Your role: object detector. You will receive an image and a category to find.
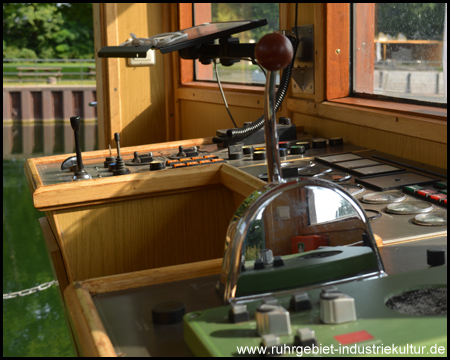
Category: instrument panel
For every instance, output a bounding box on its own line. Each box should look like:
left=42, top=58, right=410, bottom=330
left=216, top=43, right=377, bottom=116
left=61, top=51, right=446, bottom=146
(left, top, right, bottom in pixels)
left=33, top=134, right=447, bottom=245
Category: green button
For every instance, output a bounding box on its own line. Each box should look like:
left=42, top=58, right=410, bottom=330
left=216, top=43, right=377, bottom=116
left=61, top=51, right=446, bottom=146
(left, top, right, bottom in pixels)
left=404, top=185, right=423, bottom=193
left=434, top=181, right=447, bottom=189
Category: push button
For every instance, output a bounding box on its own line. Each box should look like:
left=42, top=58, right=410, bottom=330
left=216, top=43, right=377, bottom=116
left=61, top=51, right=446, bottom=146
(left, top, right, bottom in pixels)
left=417, top=189, right=439, bottom=197
left=186, top=161, right=200, bottom=167
left=203, top=154, right=218, bottom=159
left=320, top=292, right=357, bottom=324
left=253, top=151, right=266, bottom=160
left=255, top=304, right=291, bottom=336
left=290, top=145, right=306, bottom=155
left=434, top=181, right=447, bottom=189
left=228, top=304, right=250, bottom=323
left=172, top=163, right=187, bottom=168
left=166, top=159, right=180, bottom=166
left=404, top=185, right=424, bottom=194
left=290, top=291, right=312, bottom=312
left=150, top=161, right=165, bottom=171
left=294, top=328, right=317, bottom=348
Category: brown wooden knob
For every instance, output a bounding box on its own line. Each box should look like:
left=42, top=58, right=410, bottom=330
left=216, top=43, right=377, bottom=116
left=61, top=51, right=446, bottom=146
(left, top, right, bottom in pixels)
left=255, top=33, right=294, bottom=71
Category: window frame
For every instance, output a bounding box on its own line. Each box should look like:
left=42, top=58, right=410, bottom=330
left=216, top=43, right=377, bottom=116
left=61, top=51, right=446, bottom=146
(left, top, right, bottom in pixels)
left=177, top=3, right=447, bottom=122
left=178, top=3, right=269, bottom=93
left=325, top=3, right=446, bottom=119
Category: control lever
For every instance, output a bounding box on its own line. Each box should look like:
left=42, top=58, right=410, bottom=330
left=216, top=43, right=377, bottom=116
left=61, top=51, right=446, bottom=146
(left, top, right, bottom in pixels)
left=70, top=116, right=92, bottom=181
left=112, top=132, right=130, bottom=176
left=255, top=33, right=293, bottom=183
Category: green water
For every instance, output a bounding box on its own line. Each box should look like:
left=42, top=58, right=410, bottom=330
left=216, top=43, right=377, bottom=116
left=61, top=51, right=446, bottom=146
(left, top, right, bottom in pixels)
left=3, top=159, right=76, bottom=357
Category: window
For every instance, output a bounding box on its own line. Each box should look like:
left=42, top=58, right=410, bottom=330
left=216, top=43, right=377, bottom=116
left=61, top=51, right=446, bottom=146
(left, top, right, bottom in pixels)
left=353, top=3, right=447, bottom=104
left=192, top=3, right=280, bottom=85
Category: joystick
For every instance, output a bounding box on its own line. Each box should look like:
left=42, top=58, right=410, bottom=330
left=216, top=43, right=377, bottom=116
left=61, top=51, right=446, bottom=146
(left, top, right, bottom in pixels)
left=69, top=116, right=92, bottom=181
left=255, top=33, right=294, bottom=183
left=112, top=133, right=131, bottom=176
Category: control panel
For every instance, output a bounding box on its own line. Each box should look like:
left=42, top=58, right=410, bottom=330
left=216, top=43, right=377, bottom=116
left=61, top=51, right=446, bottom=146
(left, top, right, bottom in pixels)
left=184, top=266, right=446, bottom=357
left=32, top=129, right=447, bottom=244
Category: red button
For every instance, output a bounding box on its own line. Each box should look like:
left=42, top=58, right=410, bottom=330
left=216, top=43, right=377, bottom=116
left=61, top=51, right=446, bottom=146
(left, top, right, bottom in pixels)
left=334, top=330, right=374, bottom=345
left=417, top=189, right=438, bottom=197
left=430, top=194, right=447, bottom=201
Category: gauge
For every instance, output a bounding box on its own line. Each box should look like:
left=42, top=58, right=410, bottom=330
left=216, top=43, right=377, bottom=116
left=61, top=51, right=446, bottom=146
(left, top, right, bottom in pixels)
left=339, top=183, right=365, bottom=196
left=364, top=209, right=382, bottom=221
left=362, top=192, right=407, bottom=204
left=314, top=171, right=351, bottom=182
left=298, top=165, right=332, bottom=177
left=413, top=212, right=447, bottom=226
left=385, top=201, right=434, bottom=215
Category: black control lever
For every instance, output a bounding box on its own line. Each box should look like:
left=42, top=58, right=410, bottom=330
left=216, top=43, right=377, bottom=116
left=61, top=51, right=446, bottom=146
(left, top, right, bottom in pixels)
left=112, top=132, right=130, bottom=176
left=70, top=116, right=92, bottom=181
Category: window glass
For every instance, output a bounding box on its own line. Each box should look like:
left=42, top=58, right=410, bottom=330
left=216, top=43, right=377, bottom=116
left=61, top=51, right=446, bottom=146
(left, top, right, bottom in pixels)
left=353, top=3, right=447, bottom=104
left=193, top=3, right=280, bottom=85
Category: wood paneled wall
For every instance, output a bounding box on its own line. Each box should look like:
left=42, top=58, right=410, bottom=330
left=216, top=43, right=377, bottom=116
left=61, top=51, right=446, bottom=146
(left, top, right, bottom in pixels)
left=94, top=3, right=447, bottom=169
left=38, top=163, right=265, bottom=283
left=50, top=186, right=234, bottom=281
left=94, top=3, right=167, bottom=149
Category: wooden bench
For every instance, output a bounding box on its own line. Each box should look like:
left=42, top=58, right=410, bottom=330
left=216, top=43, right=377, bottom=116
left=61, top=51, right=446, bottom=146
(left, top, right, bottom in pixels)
left=17, top=67, right=63, bottom=83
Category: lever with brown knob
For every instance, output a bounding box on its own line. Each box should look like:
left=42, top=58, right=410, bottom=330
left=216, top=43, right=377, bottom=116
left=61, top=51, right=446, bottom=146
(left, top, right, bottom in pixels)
left=255, top=33, right=293, bottom=184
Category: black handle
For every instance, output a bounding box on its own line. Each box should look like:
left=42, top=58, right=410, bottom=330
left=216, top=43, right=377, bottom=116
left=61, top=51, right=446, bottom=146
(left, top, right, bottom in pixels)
left=70, top=116, right=81, bottom=132
left=70, top=116, right=84, bottom=172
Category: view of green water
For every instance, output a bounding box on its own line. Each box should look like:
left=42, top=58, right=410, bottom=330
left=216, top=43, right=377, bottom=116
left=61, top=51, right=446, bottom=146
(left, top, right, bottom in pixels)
left=3, top=159, right=76, bottom=357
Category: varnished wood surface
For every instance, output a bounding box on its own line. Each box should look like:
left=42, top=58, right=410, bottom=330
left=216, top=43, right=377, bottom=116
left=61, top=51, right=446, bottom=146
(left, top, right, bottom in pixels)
left=325, top=3, right=350, bottom=100
left=39, top=217, right=70, bottom=293
left=82, top=258, right=223, bottom=295
left=288, top=99, right=447, bottom=169
left=63, top=258, right=223, bottom=357
left=52, top=185, right=233, bottom=281
left=95, top=3, right=167, bottom=149
left=64, top=284, right=116, bottom=357
left=32, top=163, right=222, bottom=211
left=38, top=164, right=264, bottom=283
left=24, top=137, right=215, bottom=201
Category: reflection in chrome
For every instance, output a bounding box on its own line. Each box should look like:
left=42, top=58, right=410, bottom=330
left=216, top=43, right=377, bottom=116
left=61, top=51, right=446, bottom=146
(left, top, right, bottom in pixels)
left=217, top=177, right=385, bottom=303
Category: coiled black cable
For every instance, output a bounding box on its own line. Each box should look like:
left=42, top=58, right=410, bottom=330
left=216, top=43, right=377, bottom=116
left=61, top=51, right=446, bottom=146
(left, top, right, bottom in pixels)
left=213, top=35, right=299, bottom=144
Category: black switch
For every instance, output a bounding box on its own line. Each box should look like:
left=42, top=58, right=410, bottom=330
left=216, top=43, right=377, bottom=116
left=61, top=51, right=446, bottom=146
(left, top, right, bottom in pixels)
left=290, top=291, right=312, bottom=312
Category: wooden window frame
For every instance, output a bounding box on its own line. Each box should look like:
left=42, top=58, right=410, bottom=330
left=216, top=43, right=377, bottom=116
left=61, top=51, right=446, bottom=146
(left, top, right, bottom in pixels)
left=177, top=4, right=446, bottom=121
left=178, top=3, right=268, bottom=94
left=325, top=3, right=446, bottom=120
